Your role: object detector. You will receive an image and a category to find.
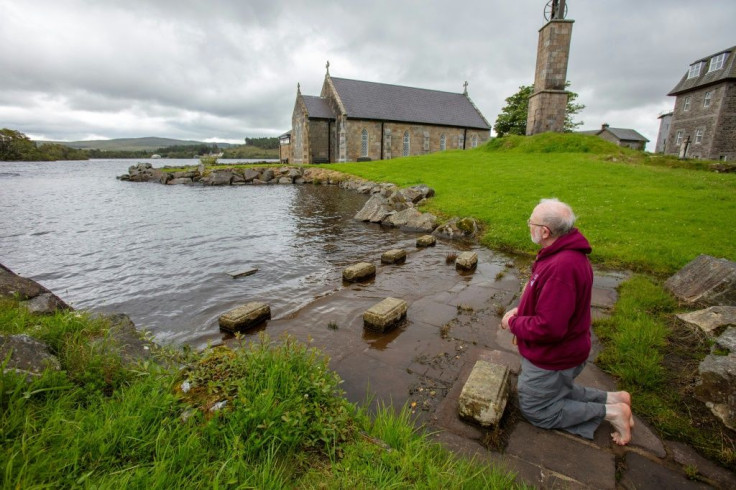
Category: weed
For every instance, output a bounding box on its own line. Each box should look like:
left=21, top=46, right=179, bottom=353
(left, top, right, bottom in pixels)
left=494, top=304, right=506, bottom=317
left=327, top=321, right=339, bottom=330
left=495, top=271, right=506, bottom=280
left=445, top=252, right=457, bottom=264
left=456, top=304, right=473, bottom=313
left=440, top=322, right=451, bottom=339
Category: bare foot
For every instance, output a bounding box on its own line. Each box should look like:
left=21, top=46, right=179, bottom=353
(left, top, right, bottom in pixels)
left=606, top=391, right=631, bottom=406
left=607, top=391, right=634, bottom=428
left=605, top=402, right=632, bottom=446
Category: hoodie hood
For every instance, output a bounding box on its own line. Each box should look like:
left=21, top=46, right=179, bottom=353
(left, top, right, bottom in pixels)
left=536, top=228, right=591, bottom=262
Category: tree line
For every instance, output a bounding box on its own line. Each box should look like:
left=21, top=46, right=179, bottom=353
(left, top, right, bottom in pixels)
left=1, top=129, right=89, bottom=161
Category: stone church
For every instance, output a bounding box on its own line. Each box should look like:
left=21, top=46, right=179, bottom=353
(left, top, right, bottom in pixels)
left=280, top=65, right=491, bottom=163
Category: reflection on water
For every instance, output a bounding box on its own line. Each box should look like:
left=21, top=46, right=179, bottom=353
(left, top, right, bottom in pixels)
left=0, top=158, right=409, bottom=349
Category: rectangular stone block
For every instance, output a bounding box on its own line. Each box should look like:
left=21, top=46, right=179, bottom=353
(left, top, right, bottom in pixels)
left=455, top=251, right=478, bottom=271
left=381, top=248, right=407, bottom=264
left=228, top=267, right=258, bottom=278
left=363, top=297, right=408, bottom=333
left=458, top=360, right=509, bottom=427
left=218, top=302, right=271, bottom=333
left=665, top=254, right=736, bottom=306
left=416, top=235, right=436, bottom=248
left=343, top=262, right=376, bottom=282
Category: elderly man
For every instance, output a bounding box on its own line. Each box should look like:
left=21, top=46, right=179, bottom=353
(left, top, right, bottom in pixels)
left=501, top=198, right=633, bottom=445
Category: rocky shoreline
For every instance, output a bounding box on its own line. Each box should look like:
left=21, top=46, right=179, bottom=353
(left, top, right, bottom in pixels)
left=119, top=163, right=482, bottom=239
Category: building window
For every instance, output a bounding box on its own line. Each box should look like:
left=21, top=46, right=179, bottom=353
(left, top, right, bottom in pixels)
left=683, top=97, right=691, bottom=111
left=675, top=130, right=684, bottom=146
left=440, top=134, right=446, bottom=151
left=687, top=62, right=703, bottom=79
left=708, top=52, right=728, bottom=72
left=458, top=133, right=465, bottom=149
left=360, top=128, right=369, bottom=158
left=471, top=135, right=478, bottom=148
left=704, top=91, right=713, bottom=108
left=695, top=128, right=704, bottom=144
left=403, top=131, right=410, bottom=157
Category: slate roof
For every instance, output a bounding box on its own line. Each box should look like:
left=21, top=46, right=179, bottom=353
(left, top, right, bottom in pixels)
left=603, top=127, right=648, bottom=142
left=302, top=95, right=335, bottom=119
left=329, top=77, right=490, bottom=129
left=668, top=46, right=736, bottom=96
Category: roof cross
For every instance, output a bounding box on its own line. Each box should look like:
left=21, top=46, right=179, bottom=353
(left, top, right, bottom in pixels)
left=463, top=81, right=468, bottom=95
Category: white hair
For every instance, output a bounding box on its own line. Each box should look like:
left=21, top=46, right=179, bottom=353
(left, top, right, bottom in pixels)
left=537, top=198, right=576, bottom=237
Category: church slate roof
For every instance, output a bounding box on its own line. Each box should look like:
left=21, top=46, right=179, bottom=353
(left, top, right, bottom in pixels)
left=329, top=77, right=490, bottom=129
left=302, top=95, right=335, bottom=119
left=668, top=46, right=736, bottom=96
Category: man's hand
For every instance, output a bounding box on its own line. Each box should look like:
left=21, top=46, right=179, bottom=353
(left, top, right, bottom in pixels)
left=501, top=307, right=518, bottom=330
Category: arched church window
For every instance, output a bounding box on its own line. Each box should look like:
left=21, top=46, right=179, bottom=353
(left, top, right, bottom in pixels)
left=403, top=131, right=410, bottom=157
left=472, top=135, right=478, bottom=148
left=440, top=134, right=446, bottom=151
left=361, top=129, right=369, bottom=157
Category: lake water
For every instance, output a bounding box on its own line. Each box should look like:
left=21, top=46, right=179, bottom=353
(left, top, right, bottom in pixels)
left=0, top=158, right=412, bottom=348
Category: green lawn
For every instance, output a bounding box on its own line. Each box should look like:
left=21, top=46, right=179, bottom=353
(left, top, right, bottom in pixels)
left=322, top=133, right=735, bottom=275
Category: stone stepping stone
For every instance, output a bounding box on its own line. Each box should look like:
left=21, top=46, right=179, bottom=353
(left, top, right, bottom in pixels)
left=455, top=251, right=478, bottom=271
left=218, top=302, right=271, bottom=333
left=381, top=249, right=407, bottom=265
left=343, top=262, right=376, bottom=282
left=458, top=360, right=510, bottom=427
left=363, top=297, right=408, bottom=333
left=227, top=267, right=258, bottom=278
left=416, top=235, right=436, bottom=248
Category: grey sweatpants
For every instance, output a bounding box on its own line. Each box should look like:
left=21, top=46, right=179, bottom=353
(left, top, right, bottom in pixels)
left=517, top=358, right=607, bottom=439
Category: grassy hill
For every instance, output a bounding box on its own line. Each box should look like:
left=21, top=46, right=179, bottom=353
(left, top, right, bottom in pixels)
left=40, top=137, right=236, bottom=152
left=323, top=133, right=736, bottom=275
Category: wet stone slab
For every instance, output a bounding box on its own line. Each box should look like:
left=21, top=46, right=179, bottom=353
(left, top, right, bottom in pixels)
left=455, top=251, right=478, bottom=271
left=218, top=302, right=271, bottom=333
left=343, top=262, right=376, bottom=282
left=458, top=360, right=510, bottom=427
left=381, top=248, right=407, bottom=264
left=363, top=297, right=408, bottom=333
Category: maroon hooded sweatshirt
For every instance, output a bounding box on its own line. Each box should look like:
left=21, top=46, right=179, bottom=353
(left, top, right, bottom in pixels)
left=508, top=228, right=593, bottom=370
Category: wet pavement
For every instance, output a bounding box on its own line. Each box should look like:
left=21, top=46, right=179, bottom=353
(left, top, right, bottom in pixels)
left=226, top=237, right=735, bottom=489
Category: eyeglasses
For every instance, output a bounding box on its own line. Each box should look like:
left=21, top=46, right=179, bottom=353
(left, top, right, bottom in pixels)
left=526, top=219, right=547, bottom=228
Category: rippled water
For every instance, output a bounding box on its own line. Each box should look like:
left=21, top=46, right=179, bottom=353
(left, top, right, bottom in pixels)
left=0, top=159, right=412, bottom=348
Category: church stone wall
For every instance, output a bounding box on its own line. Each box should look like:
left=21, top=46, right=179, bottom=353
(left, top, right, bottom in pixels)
left=342, top=120, right=489, bottom=161
left=308, top=120, right=331, bottom=162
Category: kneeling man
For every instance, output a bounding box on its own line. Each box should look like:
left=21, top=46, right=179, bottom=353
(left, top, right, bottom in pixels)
left=501, top=198, right=632, bottom=445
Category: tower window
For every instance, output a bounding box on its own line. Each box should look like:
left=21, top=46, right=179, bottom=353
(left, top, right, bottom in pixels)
left=683, top=96, right=691, bottom=111
left=695, top=128, right=704, bottom=144
left=675, top=130, right=684, bottom=146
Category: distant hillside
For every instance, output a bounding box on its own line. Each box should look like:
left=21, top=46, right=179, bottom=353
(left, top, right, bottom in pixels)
left=39, top=137, right=236, bottom=152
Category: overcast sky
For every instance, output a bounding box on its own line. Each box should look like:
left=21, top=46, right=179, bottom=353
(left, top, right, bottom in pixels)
left=1, top=0, right=734, bottom=145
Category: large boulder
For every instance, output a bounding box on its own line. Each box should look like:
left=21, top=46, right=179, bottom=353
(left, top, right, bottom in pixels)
left=243, top=168, right=260, bottom=182
left=204, top=170, right=233, bottom=186
left=665, top=255, right=736, bottom=307
left=677, top=306, right=736, bottom=337
left=0, top=263, right=70, bottom=312
left=433, top=217, right=481, bottom=240
left=695, top=353, right=736, bottom=429
left=354, top=194, right=392, bottom=223
left=0, top=334, right=60, bottom=380
left=402, top=211, right=437, bottom=233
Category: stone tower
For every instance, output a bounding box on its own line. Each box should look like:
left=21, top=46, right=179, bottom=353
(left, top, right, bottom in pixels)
left=526, top=0, right=574, bottom=135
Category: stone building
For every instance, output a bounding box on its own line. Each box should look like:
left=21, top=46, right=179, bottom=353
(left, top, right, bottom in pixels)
left=654, top=112, right=673, bottom=154
left=579, top=123, right=649, bottom=151
left=661, top=46, right=736, bottom=161
left=286, top=67, right=490, bottom=164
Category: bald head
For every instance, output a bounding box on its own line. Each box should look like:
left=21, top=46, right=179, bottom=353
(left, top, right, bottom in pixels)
left=532, top=198, right=576, bottom=238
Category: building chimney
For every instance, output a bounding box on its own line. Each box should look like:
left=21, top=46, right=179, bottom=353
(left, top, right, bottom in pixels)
left=602, top=123, right=610, bottom=130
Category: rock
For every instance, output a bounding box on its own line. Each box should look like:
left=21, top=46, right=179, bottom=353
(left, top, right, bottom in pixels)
left=433, top=217, right=481, bottom=240
left=205, top=170, right=233, bottom=186
left=0, top=334, right=61, bottom=380
left=383, top=208, right=421, bottom=228
left=243, top=168, right=260, bottom=182
left=416, top=235, right=437, bottom=248
left=357, top=184, right=373, bottom=194
left=218, top=302, right=271, bottom=333
left=231, top=172, right=245, bottom=184
left=715, top=326, right=736, bottom=353
left=399, top=187, right=424, bottom=204
left=22, top=292, right=68, bottom=315
left=228, top=268, right=258, bottom=279
left=381, top=249, right=407, bottom=265
left=260, top=169, right=275, bottom=182
left=665, top=255, right=736, bottom=307
left=0, top=263, right=70, bottom=311
left=455, top=251, right=478, bottom=271
left=694, top=353, right=736, bottom=429
left=458, top=360, right=510, bottom=427
left=343, top=262, right=376, bottom=282
left=278, top=176, right=292, bottom=184
left=677, top=306, right=736, bottom=337
left=95, top=313, right=159, bottom=365
left=168, top=177, right=192, bottom=185
left=354, top=194, right=392, bottom=223
left=288, top=168, right=301, bottom=179
left=363, top=297, right=408, bottom=333
left=402, top=211, right=437, bottom=233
